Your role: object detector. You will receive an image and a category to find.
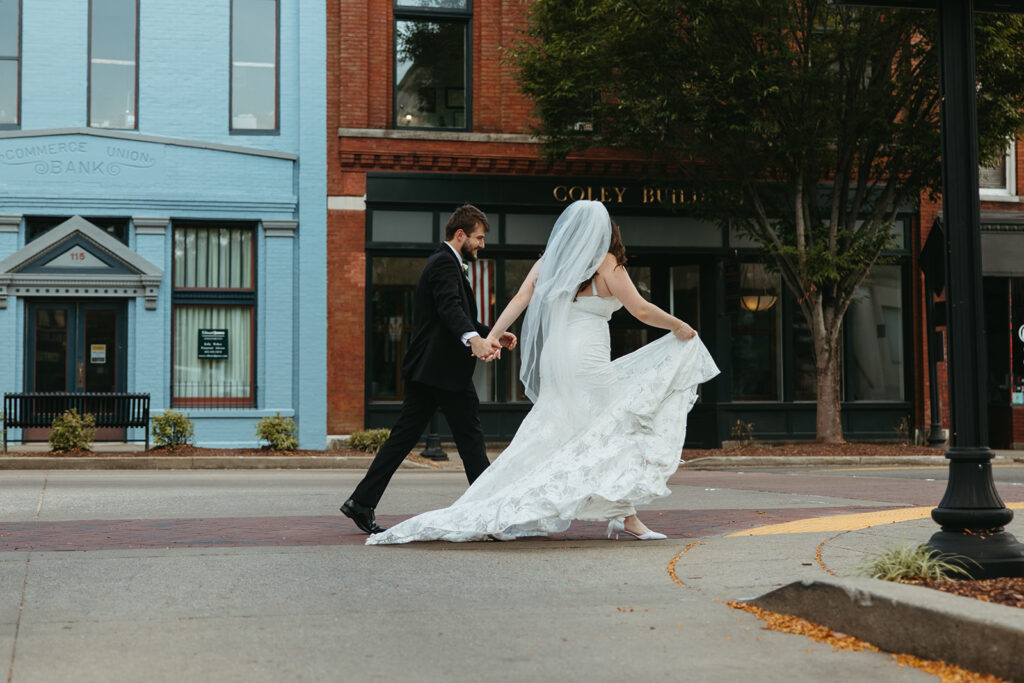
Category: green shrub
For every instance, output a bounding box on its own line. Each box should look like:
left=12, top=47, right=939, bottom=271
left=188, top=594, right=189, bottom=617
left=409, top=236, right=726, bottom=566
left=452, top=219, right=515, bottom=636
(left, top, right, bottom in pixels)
left=857, top=543, right=976, bottom=582
left=152, top=410, right=195, bottom=448
left=49, top=409, right=96, bottom=452
left=255, top=413, right=299, bottom=450
left=347, top=428, right=390, bottom=452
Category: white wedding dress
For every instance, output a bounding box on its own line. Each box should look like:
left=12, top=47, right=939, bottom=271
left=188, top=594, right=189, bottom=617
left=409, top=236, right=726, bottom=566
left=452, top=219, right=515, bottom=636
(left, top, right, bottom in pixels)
left=366, top=292, right=720, bottom=545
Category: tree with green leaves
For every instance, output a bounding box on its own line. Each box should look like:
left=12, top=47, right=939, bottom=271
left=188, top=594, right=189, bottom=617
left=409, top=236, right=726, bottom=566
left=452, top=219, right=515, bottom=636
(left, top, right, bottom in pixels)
left=511, top=0, right=1024, bottom=442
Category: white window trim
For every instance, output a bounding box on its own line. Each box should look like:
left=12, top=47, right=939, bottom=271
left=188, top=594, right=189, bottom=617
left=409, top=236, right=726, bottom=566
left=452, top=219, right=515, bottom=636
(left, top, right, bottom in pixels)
left=980, top=141, right=1018, bottom=202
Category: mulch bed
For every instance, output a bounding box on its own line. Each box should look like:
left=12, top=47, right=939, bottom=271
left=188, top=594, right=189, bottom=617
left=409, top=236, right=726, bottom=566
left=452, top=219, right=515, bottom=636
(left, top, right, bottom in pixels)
left=687, top=442, right=944, bottom=459
left=913, top=577, right=1024, bottom=610
left=16, top=445, right=371, bottom=458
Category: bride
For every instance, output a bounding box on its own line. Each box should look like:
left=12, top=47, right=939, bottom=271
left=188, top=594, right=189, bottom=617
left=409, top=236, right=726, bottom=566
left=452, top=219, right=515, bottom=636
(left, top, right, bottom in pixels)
left=367, top=200, right=719, bottom=544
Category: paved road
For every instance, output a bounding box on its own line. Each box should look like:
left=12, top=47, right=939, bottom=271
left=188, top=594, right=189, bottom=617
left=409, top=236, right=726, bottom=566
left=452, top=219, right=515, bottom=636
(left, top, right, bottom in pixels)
left=1, top=465, right=1022, bottom=682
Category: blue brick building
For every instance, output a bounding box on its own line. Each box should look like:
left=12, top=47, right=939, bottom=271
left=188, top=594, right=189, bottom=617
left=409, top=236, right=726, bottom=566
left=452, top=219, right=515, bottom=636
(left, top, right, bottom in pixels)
left=0, top=0, right=327, bottom=448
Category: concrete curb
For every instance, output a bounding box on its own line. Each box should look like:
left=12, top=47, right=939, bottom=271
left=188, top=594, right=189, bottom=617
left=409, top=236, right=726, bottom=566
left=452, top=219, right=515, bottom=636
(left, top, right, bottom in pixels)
left=683, top=454, right=1023, bottom=468
left=0, top=455, right=435, bottom=471
left=749, top=576, right=1023, bottom=683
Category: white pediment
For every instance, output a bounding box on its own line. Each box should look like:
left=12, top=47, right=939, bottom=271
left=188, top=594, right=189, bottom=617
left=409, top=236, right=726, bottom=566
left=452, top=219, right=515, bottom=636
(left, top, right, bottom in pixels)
left=0, top=216, right=163, bottom=309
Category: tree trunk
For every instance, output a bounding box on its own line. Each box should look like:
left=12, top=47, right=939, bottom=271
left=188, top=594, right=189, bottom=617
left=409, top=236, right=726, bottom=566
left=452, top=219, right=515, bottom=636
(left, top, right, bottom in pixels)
left=814, top=334, right=844, bottom=444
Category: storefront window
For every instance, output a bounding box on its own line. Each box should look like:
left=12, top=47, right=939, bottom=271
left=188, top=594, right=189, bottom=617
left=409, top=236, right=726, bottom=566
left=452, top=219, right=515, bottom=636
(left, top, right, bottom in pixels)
left=89, top=0, right=137, bottom=129
left=847, top=265, right=904, bottom=401
left=231, top=0, right=278, bottom=131
left=394, top=3, right=469, bottom=130
left=172, top=224, right=255, bottom=406
left=173, top=306, right=253, bottom=404
left=470, top=259, right=496, bottom=401
left=670, top=265, right=700, bottom=332
left=0, top=0, right=19, bottom=127
left=731, top=263, right=782, bottom=401
left=370, top=257, right=426, bottom=399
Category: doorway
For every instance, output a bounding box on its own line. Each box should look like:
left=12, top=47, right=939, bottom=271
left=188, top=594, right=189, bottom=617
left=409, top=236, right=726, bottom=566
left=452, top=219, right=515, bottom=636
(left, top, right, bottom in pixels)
left=25, top=300, right=128, bottom=440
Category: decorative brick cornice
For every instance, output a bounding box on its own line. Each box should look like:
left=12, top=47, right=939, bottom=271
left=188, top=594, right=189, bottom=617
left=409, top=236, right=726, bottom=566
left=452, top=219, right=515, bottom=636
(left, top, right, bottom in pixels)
left=336, top=151, right=666, bottom=178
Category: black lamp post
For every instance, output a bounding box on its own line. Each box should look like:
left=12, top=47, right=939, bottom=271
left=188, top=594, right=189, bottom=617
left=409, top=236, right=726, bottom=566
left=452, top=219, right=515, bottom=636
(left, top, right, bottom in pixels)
left=420, top=411, right=448, bottom=461
left=832, top=0, right=1024, bottom=577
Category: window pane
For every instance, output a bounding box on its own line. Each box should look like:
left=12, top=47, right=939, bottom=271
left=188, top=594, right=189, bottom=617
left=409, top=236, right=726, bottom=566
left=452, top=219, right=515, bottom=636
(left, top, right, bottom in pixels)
left=26, top=216, right=128, bottom=244
left=0, top=61, right=18, bottom=124
left=396, top=19, right=466, bottom=129
left=730, top=264, right=782, bottom=401
left=505, top=214, right=557, bottom=245
left=90, top=0, right=136, bottom=129
left=371, top=210, right=433, bottom=242
left=173, top=226, right=254, bottom=289
left=0, top=0, right=18, bottom=57
left=173, top=306, right=253, bottom=404
left=470, top=259, right=496, bottom=402
left=503, top=259, right=534, bottom=401
left=670, top=265, right=700, bottom=333
left=232, top=0, right=277, bottom=130
left=980, top=155, right=1008, bottom=190
left=619, top=216, right=720, bottom=248
left=792, top=309, right=816, bottom=401
left=396, top=0, right=469, bottom=8
left=370, top=257, right=427, bottom=400
left=848, top=265, right=904, bottom=401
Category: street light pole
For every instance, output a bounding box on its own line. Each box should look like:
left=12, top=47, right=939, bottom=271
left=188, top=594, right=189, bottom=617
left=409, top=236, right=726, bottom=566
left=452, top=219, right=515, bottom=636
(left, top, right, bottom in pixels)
left=926, top=0, right=1023, bottom=577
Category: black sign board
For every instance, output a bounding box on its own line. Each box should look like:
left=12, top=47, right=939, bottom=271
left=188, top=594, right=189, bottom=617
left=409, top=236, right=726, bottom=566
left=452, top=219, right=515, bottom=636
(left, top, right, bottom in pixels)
left=197, top=329, right=228, bottom=359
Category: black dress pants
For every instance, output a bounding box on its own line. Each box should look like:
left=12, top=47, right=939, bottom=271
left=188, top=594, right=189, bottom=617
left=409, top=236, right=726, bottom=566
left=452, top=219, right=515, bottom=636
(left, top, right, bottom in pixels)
left=350, top=380, right=490, bottom=509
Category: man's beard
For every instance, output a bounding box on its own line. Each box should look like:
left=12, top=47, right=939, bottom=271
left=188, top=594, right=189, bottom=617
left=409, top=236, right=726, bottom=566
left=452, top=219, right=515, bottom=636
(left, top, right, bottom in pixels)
left=460, top=243, right=478, bottom=262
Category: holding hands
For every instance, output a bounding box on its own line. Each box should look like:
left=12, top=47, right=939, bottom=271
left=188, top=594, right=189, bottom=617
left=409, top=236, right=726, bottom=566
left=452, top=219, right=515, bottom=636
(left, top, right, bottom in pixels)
left=474, top=331, right=517, bottom=362
left=470, top=335, right=502, bottom=361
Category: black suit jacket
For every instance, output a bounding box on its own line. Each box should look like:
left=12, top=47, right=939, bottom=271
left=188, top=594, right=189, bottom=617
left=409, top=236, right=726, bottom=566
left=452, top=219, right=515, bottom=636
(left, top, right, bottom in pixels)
left=402, top=244, right=491, bottom=392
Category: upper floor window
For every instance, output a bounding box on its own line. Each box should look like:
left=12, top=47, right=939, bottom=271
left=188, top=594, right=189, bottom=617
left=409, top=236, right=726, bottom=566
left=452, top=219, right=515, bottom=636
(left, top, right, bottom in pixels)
left=394, top=0, right=470, bottom=130
left=231, top=0, right=278, bottom=131
left=89, top=0, right=138, bottom=129
left=980, top=142, right=1017, bottom=200
left=0, top=0, right=20, bottom=127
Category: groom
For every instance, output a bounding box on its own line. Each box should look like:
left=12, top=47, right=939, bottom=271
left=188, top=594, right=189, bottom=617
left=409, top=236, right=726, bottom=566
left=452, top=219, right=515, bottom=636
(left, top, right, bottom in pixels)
left=341, top=204, right=515, bottom=534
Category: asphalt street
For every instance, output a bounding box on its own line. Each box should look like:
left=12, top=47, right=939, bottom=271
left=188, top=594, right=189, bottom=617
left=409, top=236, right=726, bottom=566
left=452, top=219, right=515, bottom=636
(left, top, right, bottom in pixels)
left=1, top=464, right=1022, bottom=682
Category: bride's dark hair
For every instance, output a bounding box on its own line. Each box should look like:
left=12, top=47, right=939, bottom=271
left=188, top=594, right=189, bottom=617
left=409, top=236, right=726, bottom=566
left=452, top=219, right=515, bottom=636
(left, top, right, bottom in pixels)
left=577, top=220, right=627, bottom=297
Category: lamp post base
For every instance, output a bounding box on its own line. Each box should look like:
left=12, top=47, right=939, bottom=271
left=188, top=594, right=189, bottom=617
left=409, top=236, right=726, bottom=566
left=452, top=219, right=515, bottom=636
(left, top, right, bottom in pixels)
left=927, top=528, right=1024, bottom=579
left=419, top=433, right=448, bottom=461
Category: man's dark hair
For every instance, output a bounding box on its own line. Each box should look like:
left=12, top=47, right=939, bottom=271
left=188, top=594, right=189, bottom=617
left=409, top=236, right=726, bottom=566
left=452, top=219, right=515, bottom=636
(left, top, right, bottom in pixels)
left=445, top=204, right=489, bottom=240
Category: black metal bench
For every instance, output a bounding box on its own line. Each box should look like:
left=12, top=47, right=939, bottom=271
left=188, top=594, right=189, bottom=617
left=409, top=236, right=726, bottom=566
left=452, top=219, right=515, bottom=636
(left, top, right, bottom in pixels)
left=2, top=392, right=150, bottom=452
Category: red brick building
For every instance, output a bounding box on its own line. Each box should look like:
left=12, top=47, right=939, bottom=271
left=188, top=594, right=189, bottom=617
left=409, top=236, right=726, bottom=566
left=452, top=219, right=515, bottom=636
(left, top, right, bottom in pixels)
left=327, top=0, right=1022, bottom=449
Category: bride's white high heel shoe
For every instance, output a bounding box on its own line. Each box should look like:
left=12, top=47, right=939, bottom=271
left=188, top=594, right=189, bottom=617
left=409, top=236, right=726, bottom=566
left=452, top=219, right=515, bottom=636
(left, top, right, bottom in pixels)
left=605, top=519, right=667, bottom=541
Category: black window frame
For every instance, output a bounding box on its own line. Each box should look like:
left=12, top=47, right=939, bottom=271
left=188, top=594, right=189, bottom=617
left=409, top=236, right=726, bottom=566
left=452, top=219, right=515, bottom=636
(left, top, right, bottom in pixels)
left=229, top=0, right=280, bottom=135
left=392, top=1, right=472, bottom=132
left=87, top=0, right=140, bottom=130
left=0, top=0, right=21, bottom=130
left=170, top=220, right=259, bottom=408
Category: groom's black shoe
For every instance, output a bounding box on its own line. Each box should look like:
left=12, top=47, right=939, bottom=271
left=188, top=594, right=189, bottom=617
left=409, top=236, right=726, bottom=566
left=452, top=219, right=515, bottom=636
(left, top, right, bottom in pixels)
left=341, top=498, right=386, bottom=534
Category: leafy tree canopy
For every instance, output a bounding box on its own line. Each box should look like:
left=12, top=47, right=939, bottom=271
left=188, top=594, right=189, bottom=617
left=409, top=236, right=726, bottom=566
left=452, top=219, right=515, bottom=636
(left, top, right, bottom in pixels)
left=512, top=0, right=1024, bottom=441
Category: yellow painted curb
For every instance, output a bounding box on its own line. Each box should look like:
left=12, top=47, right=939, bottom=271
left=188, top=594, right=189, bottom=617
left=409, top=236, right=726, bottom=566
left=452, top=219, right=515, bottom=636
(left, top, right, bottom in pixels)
left=727, top=502, right=1024, bottom=537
